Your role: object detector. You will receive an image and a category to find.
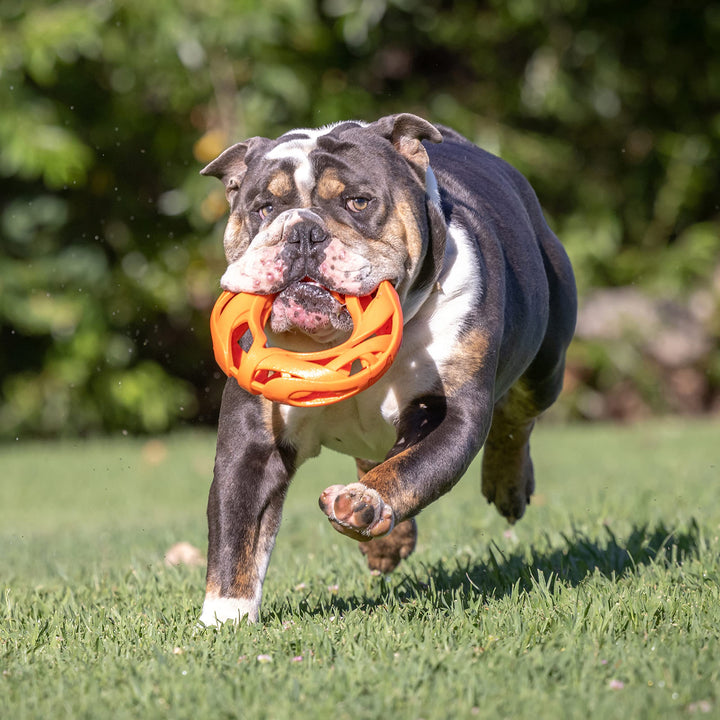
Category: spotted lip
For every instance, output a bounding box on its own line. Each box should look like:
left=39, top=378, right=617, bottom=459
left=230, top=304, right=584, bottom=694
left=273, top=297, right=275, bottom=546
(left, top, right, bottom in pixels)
left=269, top=278, right=354, bottom=339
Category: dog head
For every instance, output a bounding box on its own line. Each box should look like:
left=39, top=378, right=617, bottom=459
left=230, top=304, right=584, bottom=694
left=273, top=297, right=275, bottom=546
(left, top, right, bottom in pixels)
left=201, top=114, right=446, bottom=347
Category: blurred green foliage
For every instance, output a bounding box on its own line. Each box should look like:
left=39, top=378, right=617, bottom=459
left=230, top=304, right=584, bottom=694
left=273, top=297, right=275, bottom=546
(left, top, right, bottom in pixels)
left=1, top=0, right=719, bottom=437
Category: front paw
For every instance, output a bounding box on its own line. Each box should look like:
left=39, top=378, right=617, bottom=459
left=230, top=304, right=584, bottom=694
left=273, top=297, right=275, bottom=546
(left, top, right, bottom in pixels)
left=197, top=596, right=259, bottom=628
left=319, top=483, right=395, bottom=539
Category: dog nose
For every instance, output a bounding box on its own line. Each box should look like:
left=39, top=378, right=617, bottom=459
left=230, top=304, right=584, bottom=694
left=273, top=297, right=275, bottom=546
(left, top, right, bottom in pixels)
left=287, top=221, right=328, bottom=249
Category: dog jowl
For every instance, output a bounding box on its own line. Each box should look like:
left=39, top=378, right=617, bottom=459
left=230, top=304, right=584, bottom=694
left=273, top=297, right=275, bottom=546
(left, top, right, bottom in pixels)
left=198, top=114, right=577, bottom=626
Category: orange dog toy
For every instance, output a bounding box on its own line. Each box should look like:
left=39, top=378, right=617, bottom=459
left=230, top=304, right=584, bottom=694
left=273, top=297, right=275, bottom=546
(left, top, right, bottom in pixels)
left=210, top=280, right=403, bottom=407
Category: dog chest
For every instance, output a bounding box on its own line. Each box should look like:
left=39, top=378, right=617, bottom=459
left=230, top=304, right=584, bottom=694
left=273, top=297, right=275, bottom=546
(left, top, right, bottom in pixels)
left=277, top=388, right=399, bottom=463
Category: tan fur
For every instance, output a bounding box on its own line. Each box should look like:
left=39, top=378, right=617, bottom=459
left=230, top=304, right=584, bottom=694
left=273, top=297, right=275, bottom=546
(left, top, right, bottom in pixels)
left=440, top=328, right=491, bottom=395
left=230, top=544, right=261, bottom=597
left=316, top=168, right=346, bottom=200
left=204, top=580, right=221, bottom=598
left=267, top=171, right=293, bottom=197
left=322, top=217, right=369, bottom=257
left=344, top=458, right=418, bottom=571
left=386, top=199, right=424, bottom=295
left=394, top=136, right=430, bottom=171
left=354, top=452, right=421, bottom=515
left=223, top=215, right=249, bottom=261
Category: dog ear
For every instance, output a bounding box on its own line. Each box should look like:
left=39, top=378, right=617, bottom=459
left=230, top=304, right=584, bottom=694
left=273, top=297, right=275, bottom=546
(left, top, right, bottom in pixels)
left=200, top=137, right=270, bottom=190
left=200, top=142, right=248, bottom=186
left=369, top=113, right=443, bottom=174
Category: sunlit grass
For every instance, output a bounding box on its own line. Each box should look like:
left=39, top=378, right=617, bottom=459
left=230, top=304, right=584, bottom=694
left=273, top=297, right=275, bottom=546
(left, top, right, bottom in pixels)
left=1, top=420, right=719, bottom=719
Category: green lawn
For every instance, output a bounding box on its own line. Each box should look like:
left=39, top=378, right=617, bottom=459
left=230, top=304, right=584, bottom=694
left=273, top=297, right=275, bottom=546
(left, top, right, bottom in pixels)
left=1, top=420, right=719, bottom=719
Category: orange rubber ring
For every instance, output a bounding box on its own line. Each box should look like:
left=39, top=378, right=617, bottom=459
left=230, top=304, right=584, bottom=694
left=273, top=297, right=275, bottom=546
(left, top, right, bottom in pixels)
left=210, top=280, right=403, bottom=407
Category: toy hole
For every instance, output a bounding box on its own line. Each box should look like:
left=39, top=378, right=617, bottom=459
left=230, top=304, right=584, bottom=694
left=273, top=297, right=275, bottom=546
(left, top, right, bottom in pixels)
left=255, top=369, right=279, bottom=383
left=229, top=325, right=255, bottom=360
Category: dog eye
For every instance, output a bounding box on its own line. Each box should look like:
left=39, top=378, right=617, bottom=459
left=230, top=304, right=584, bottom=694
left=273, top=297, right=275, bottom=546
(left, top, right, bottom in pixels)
left=258, top=204, right=274, bottom=219
left=346, top=197, right=370, bottom=213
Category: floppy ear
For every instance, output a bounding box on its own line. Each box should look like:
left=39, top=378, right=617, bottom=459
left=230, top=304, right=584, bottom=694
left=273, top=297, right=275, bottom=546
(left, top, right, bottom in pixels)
left=200, top=137, right=271, bottom=190
left=368, top=113, right=443, bottom=174
left=200, top=142, right=248, bottom=188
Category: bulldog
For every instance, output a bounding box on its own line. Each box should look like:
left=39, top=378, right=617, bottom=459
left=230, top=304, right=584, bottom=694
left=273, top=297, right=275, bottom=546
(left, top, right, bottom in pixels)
left=198, top=114, right=577, bottom=626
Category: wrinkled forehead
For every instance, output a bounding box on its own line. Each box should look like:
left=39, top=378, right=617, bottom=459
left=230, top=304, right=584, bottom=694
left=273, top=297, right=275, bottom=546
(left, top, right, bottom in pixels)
left=248, top=121, right=382, bottom=201
left=270, top=121, right=369, bottom=159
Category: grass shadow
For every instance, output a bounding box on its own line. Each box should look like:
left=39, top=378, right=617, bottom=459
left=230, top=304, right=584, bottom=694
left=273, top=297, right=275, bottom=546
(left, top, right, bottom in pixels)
left=403, top=519, right=704, bottom=600
left=271, top=520, right=704, bottom=620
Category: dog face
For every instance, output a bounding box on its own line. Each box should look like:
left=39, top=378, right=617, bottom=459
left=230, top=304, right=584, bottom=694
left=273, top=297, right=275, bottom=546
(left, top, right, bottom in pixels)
left=202, top=115, right=445, bottom=346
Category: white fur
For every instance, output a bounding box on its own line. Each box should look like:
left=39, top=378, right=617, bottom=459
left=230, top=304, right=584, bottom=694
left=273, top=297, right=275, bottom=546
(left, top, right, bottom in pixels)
left=199, top=594, right=261, bottom=627
left=425, top=166, right=442, bottom=211
left=198, top=525, right=275, bottom=627
left=421, top=221, right=480, bottom=363
left=265, top=144, right=315, bottom=203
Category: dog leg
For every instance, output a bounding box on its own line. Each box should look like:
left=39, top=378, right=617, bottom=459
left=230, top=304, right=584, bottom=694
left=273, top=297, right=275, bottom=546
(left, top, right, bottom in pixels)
left=482, top=236, right=576, bottom=523
left=319, top=389, right=494, bottom=538
left=200, top=382, right=294, bottom=627
left=481, top=381, right=538, bottom=523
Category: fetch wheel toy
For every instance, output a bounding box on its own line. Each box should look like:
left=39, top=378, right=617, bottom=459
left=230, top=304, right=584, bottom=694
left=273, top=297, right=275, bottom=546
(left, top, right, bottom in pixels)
left=210, top=280, right=403, bottom=407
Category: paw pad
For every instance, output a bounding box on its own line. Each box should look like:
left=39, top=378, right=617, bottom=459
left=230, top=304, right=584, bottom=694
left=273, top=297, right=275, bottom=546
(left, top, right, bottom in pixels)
left=319, top=483, right=394, bottom=538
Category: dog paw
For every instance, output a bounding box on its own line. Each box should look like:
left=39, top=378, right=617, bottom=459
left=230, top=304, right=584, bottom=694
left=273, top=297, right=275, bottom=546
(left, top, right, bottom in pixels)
left=482, top=453, right=534, bottom=524
left=319, top=483, right=395, bottom=540
left=358, top=517, right=417, bottom=573
left=197, top=596, right=259, bottom=628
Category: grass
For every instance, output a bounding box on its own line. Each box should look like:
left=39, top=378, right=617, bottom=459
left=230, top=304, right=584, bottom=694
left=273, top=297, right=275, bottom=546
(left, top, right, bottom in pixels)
left=1, top=420, right=719, bottom=719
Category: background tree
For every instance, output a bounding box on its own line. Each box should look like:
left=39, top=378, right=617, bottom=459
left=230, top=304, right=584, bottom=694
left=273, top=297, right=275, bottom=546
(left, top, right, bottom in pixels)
left=1, top=0, right=718, bottom=438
